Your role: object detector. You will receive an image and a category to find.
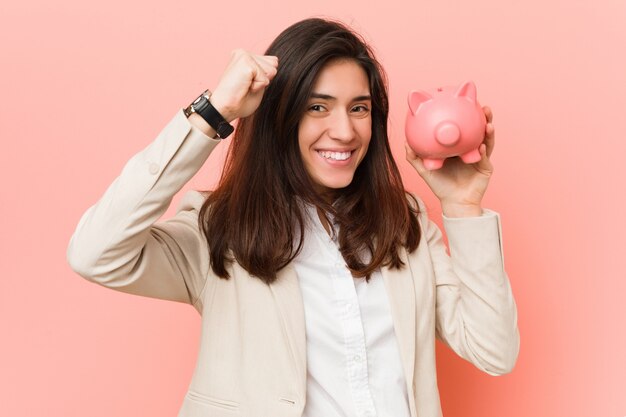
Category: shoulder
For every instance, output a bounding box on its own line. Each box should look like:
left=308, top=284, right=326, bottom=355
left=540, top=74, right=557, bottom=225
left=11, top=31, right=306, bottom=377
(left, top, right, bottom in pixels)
left=176, top=190, right=211, bottom=214
left=404, top=191, right=428, bottom=216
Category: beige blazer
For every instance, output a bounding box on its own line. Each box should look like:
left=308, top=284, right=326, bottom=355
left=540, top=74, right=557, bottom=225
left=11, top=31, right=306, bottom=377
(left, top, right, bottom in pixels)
left=67, top=109, right=520, bottom=417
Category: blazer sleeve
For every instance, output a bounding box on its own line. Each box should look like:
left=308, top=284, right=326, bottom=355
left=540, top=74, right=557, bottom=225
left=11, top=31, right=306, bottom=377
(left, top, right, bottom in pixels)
left=66, top=109, right=220, bottom=311
left=416, top=197, right=520, bottom=376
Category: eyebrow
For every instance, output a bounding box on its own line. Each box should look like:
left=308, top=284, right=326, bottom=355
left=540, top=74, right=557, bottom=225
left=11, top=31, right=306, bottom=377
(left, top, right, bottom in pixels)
left=309, top=93, right=372, bottom=101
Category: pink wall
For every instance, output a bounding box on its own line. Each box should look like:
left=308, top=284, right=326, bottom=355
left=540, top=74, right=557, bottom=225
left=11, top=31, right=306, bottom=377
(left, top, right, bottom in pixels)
left=1, top=0, right=624, bottom=416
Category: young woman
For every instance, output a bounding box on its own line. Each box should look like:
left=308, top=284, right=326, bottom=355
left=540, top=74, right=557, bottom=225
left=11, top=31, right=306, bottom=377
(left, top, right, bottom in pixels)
left=67, top=17, right=519, bottom=417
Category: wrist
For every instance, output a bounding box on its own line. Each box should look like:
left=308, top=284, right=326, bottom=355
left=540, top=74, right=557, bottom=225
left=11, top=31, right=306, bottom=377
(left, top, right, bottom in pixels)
left=184, top=89, right=235, bottom=139
left=187, top=113, right=219, bottom=139
left=208, top=91, right=236, bottom=123
left=441, top=202, right=483, bottom=217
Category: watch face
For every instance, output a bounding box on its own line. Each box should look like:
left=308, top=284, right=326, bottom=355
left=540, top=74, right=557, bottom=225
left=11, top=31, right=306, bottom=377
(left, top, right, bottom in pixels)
left=194, top=95, right=210, bottom=113
left=186, top=90, right=211, bottom=117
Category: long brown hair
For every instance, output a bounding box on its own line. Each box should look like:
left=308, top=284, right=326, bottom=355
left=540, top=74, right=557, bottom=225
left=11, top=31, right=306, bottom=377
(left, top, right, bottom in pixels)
left=198, top=17, right=420, bottom=284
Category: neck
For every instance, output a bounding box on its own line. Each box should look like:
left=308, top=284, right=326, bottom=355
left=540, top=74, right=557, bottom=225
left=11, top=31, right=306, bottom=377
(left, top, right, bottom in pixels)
left=315, top=206, right=333, bottom=236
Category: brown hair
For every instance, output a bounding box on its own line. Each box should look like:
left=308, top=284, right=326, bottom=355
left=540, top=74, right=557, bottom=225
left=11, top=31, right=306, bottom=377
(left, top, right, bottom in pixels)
left=198, top=17, right=421, bottom=284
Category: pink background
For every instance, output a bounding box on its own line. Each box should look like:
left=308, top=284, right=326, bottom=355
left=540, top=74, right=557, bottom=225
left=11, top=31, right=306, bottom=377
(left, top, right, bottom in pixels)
left=1, top=0, right=624, bottom=415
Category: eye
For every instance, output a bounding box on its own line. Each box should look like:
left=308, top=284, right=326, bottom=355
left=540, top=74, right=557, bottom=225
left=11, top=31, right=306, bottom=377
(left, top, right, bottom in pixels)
left=351, top=104, right=370, bottom=114
left=308, top=104, right=326, bottom=112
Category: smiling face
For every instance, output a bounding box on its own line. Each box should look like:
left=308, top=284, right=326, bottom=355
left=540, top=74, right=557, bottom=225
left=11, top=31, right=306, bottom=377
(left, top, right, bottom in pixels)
left=298, top=59, right=372, bottom=199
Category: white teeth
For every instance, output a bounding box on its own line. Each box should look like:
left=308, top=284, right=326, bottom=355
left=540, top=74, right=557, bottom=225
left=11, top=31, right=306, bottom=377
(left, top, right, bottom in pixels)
left=318, top=151, right=352, bottom=161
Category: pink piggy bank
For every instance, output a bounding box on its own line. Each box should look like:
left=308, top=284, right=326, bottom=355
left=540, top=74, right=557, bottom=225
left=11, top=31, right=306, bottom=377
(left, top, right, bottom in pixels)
left=405, top=81, right=486, bottom=170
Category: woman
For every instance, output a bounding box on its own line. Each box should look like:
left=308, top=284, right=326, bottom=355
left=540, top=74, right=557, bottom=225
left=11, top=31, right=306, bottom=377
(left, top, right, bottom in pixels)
left=67, top=17, right=519, bottom=417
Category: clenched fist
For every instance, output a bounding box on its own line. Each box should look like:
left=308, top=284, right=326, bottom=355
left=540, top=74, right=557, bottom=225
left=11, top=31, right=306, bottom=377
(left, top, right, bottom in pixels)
left=209, top=49, right=279, bottom=122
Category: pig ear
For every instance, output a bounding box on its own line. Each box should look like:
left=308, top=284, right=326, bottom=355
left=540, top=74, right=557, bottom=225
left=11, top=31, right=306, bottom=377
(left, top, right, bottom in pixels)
left=408, top=91, right=433, bottom=115
left=455, top=81, right=477, bottom=101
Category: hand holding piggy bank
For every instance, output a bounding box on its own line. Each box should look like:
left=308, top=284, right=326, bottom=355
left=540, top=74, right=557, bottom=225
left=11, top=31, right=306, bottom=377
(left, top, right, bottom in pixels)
left=405, top=81, right=487, bottom=170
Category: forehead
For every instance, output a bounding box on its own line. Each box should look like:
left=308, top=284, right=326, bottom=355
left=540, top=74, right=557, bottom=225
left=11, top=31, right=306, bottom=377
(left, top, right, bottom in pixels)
left=310, top=59, right=370, bottom=96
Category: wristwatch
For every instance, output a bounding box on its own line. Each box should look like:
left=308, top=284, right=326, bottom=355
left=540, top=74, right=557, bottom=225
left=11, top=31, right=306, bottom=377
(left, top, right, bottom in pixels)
left=184, top=89, right=234, bottom=139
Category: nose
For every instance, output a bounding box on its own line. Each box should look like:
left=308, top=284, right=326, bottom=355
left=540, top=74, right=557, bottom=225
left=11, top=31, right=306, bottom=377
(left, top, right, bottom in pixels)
left=327, top=110, right=355, bottom=142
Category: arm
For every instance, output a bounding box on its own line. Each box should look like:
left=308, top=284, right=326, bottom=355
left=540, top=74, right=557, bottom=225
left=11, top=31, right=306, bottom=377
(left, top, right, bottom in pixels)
left=418, top=200, right=520, bottom=375
left=66, top=111, right=220, bottom=308
left=66, top=50, right=279, bottom=309
left=406, top=106, right=519, bottom=374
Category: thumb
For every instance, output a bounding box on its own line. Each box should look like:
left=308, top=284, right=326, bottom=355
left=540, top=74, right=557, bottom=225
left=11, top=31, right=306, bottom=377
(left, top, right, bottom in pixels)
left=405, top=142, right=428, bottom=176
left=249, top=77, right=269, bottom=92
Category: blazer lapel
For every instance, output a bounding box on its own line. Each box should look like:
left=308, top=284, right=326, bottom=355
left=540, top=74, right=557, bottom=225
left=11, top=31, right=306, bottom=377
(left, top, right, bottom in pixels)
left=381, top=247, right=416, bottom=389
left=269, top=264, right=307, bottom=399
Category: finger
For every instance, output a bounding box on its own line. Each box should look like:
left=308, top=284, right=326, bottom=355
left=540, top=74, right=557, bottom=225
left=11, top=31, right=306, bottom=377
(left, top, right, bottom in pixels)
left=254, top=55, right=279, bottom=79
left=483, top=106, right=493, bottom=123
left=256, top=54, right=278, bottom=65
left=228, top=50, right=270, bottom=88
left=404, top=141, right=417, bottom=158
left=476, top=143, right=494, bottom=173
left=484, top=122, right=495, bottom=158
left=247, top=57, right=271, bottom=92
left=249, top=77, right=270, bottom=92
left=405, top=142, right=428, bottom=176
left=256, top=54, right=279, bottom=68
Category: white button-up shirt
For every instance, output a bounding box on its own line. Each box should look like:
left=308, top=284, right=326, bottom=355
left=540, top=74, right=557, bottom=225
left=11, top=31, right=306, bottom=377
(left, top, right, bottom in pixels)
left=293, top=205, right=412, bottom=417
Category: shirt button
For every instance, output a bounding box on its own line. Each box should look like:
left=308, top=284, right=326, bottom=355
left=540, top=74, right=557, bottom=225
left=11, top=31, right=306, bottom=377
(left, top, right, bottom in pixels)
left=353, top=355, right=361, bottom=362
left=148, top=162, right=159, bottom=175
left=334, top=262, right=343, bottom=269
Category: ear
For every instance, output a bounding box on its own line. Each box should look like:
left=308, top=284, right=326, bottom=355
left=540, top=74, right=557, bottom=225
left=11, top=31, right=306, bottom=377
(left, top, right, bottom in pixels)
left=408, top=90, right=433, bottom=115
left=454, top=81, right=477, bottom=101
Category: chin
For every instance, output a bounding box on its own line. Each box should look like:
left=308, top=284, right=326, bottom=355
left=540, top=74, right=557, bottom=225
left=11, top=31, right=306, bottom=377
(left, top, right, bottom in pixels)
left=316, top=176, right=355, bottom=192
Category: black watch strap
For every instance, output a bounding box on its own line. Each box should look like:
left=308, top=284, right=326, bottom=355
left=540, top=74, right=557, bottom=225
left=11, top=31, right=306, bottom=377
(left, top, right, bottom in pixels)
left=185, top=90, right=235, bottom=139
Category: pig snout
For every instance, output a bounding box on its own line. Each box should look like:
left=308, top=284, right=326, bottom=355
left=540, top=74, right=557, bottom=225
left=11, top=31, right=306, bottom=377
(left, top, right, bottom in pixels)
left=435, top=121, right=461, bottom=146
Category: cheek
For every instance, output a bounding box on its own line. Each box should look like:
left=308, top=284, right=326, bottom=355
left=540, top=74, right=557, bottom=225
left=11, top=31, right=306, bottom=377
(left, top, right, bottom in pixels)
left=297, top=121, right=315, bottom=151
left=359, top=121, right=373, bottom=153
left=297, top=127, right=308, bottom=157
left=297, top=128, right=316, bottom=171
